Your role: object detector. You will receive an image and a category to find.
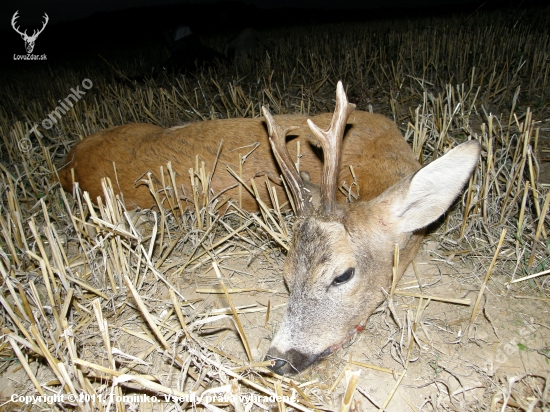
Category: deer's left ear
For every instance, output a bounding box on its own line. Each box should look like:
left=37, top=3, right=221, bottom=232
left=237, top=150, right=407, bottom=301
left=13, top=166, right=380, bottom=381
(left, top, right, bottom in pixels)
left=390, top=140, right=481, bottom=233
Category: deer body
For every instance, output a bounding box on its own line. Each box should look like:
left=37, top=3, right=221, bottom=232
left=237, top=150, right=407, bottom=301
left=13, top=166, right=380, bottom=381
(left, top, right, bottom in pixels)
left=59, top=111, right=419, bottom=210
left=60, top=82, right=480, bottom=376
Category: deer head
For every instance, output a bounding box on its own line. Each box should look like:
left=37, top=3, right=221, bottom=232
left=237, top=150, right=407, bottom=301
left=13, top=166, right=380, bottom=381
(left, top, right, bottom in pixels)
left=263, top=81, right=481, bottom=375
left=12, top=11, right=49, bottom=54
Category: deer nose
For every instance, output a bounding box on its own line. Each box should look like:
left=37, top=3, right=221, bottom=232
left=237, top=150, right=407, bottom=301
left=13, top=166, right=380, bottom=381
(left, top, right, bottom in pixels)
left=270, top=358, right=288, bottom=373
left=265, top=347, right=320, bottom=375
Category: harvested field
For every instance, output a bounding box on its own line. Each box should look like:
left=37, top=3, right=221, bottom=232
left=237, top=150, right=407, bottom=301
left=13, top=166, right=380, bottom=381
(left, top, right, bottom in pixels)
left=1, top=4, right=549, bottom=411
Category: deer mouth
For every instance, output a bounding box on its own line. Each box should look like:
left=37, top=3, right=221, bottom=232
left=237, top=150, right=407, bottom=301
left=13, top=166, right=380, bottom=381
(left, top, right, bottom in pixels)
left=321, top=321, right=366, bottom=357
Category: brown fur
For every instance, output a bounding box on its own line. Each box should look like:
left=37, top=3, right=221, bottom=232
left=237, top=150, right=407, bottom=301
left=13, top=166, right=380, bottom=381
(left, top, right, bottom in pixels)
left=59, top=112, right=419, bottom=210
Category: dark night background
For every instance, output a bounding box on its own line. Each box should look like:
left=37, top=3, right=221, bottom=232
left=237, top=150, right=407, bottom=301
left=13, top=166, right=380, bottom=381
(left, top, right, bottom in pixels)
left=1, top=0, right=546, bottom=66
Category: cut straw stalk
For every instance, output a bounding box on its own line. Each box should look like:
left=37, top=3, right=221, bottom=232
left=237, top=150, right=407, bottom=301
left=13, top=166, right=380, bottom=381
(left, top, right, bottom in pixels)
left=527, top=192, right=550, bottom=268
left=275, top=380, right=287, bottom=412
left=340, top=370, right=361, bottom=412
left=211, top=260, right=253, bottom=363
left=394, top=291, right=470, bottom=306
left=349, top=361, right=393, bottom=374
left=460, top=171, right=476, bottom=238
left=470, top=228, right=507, bottom=326
left=196, top=287, right=278, bottom=294
left=123, top=275, right=183, bottom=363
left=381, top=371, right=406, bottom=410
left=29, top=325, right=69, bottom=393
left=515, top=295, right=550, bottom=302
left=227, top=165, right=290, bottom=243
left=0, top=266, right=30, bottom=323
left=74, top=358, right=191, bottom=397
left=7, top=336, right=45, bottom=396
left=507, top=268, right=550, bottom=285
left=517, top=181, right=530, bottom=237
left=176, top=219, right=252, bottom=273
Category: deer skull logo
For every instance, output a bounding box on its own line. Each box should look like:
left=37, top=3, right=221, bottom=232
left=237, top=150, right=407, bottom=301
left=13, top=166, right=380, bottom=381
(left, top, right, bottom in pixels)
left=12, top=11, right=49, bottom=54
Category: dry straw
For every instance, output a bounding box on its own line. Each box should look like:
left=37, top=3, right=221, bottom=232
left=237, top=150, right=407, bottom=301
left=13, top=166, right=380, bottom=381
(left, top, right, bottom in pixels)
left=1, top=5, right=549, bottom=410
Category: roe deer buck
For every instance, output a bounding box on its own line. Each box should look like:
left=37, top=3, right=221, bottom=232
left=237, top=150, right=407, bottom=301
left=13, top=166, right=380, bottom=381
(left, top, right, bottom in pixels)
left=59, top=82, right=480, bottom=375
left=261, top=82, right=480, bottom=375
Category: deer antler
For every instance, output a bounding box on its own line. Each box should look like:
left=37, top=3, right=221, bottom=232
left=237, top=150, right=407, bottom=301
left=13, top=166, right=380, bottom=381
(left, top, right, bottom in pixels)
left=11, top=11, right=48, bottom=40
left=262, top=106, right=312, bottom=216
left=11, top=11, right=26, bottom=37
left=307, top=81, right=356, bottom=215
left=33, top=13, right=49, bottom=39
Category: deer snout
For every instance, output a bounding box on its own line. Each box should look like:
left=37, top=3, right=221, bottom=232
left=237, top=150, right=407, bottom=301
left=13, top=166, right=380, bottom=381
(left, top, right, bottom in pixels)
left=264, top=347, right=322, bottom=375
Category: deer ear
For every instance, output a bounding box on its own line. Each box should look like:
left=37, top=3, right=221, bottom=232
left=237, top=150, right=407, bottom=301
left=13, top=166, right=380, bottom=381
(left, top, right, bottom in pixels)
left=392, top=140, right=481, bottom=233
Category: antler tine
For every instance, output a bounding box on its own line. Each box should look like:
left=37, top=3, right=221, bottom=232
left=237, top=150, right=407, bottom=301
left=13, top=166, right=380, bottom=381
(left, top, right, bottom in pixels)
left=11, top=11, right=26, bottom=36
left=35, top=13, right=49, bottom=37
left=262, top=106, right=311, bottom=216
left=307, top=81, right=356, bottom=215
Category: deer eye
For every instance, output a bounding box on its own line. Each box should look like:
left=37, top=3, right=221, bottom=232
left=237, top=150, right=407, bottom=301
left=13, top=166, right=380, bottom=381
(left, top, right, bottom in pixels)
left=332, top=268, right=355, bottom=286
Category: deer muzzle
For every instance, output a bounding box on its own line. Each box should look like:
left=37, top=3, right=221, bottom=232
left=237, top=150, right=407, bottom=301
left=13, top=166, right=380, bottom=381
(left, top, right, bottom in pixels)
left=265, top=321, right=365, bottom=375
left=265, top=347, right=320, bottom=375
